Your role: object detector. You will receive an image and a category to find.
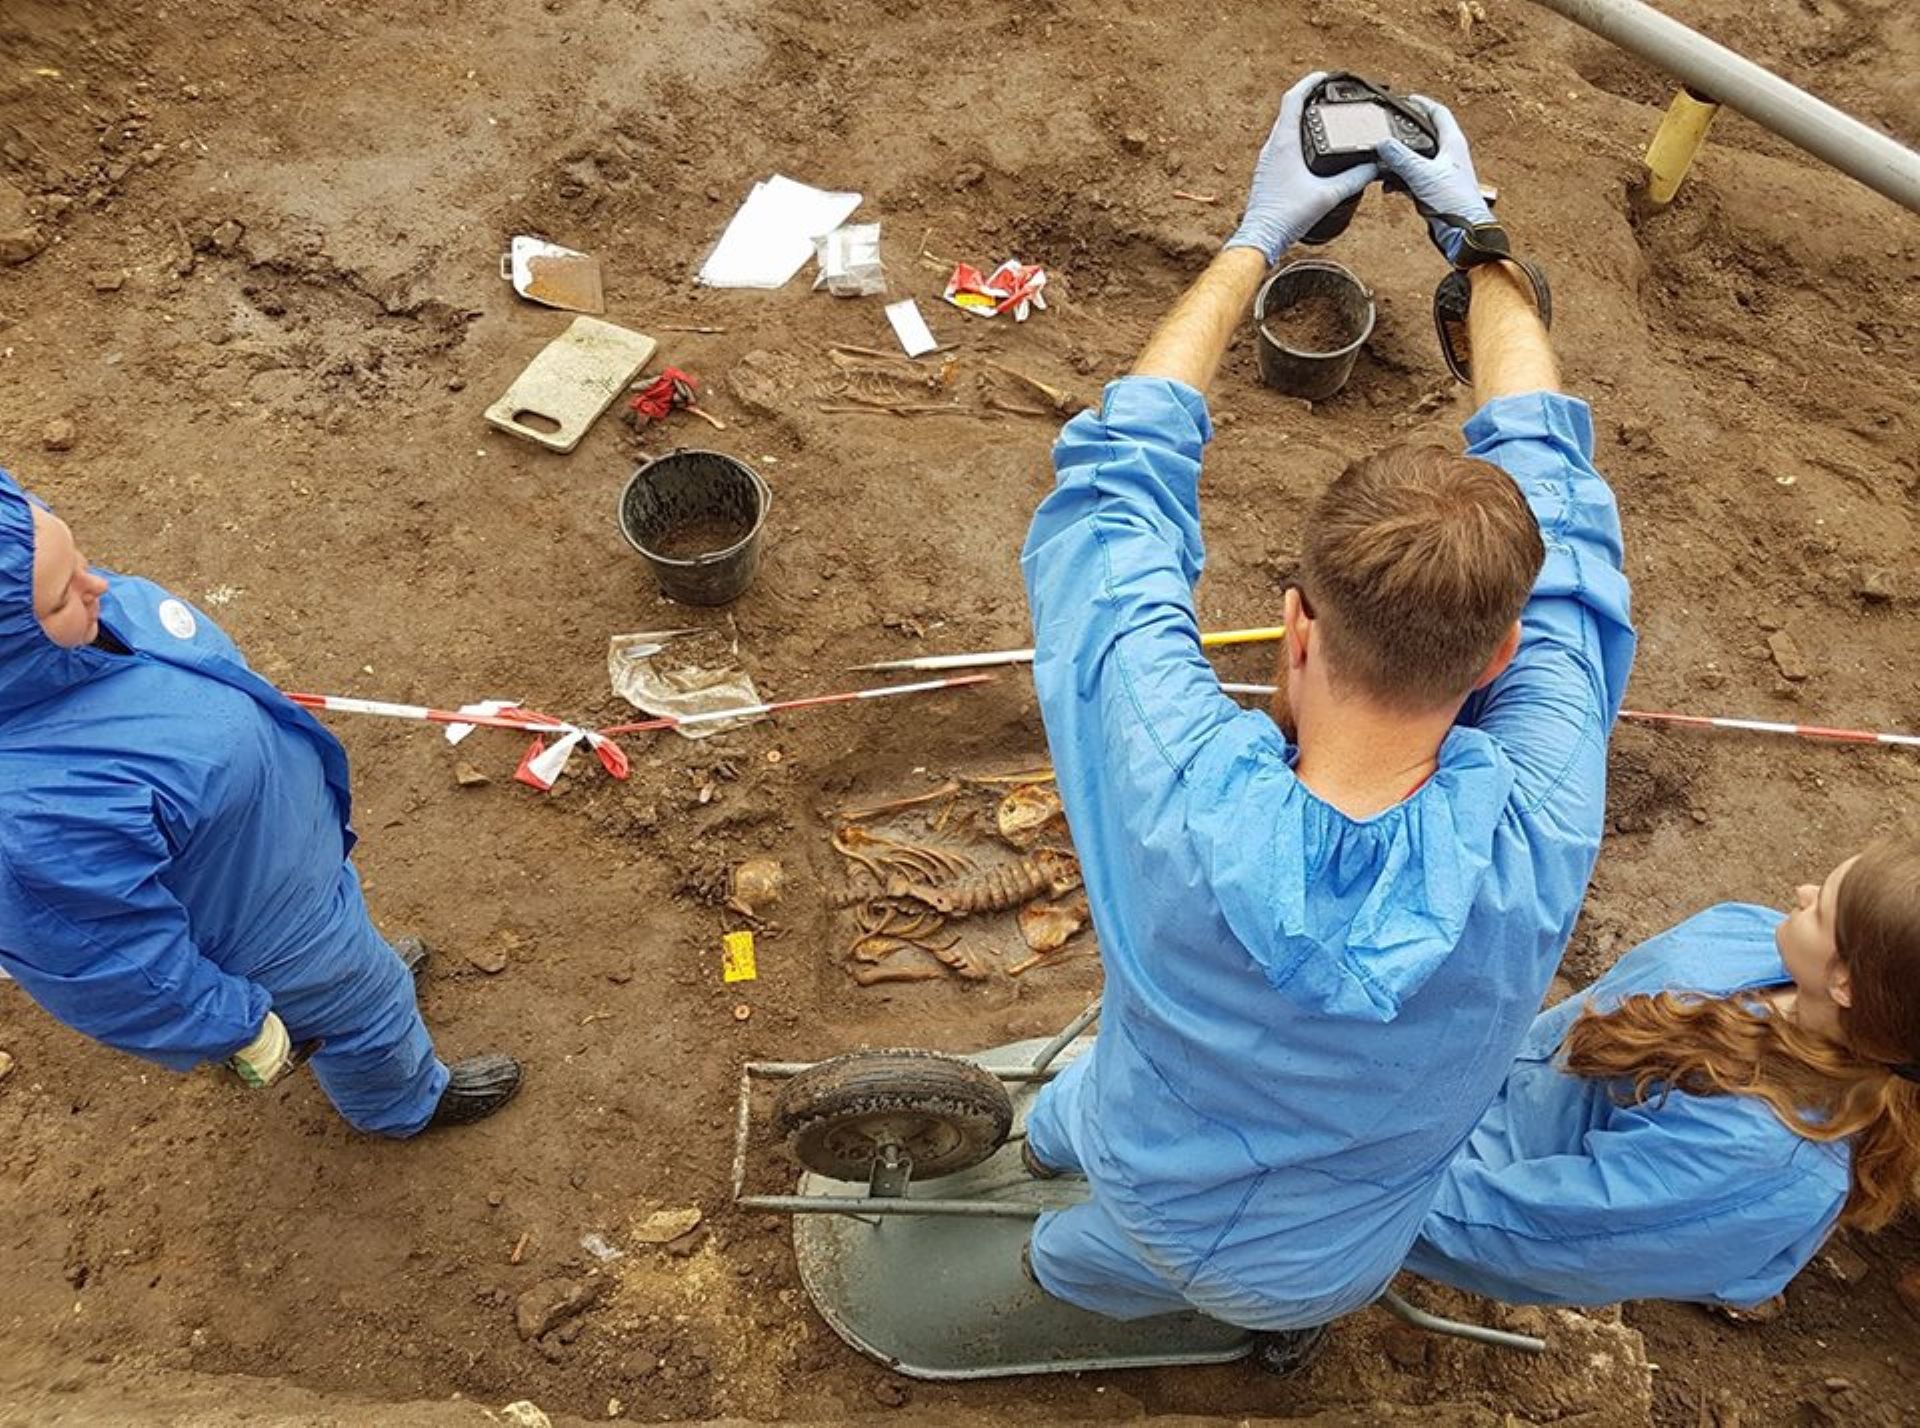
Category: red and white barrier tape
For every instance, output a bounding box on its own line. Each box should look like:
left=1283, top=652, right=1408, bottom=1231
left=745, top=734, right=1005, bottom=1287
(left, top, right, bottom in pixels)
left=284, top=673, right=997, bottom=794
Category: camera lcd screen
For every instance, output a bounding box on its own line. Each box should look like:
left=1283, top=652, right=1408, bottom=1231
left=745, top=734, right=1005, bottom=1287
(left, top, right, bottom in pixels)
left=1318, top=102, right=1394, bottom=150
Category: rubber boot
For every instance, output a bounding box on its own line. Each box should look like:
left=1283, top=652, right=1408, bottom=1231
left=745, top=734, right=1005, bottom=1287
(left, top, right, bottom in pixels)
left=392, top=935, right=430, bottom=980
left=425, top=1054, right=523, bottom=1129
left=1254, top=1324, right=1330, bottom=1378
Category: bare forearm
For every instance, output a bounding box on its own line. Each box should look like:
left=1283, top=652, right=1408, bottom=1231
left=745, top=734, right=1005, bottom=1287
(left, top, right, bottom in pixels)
left=1467, top=262, right=1560, bottom=404
left=1133, top=247, right=1270, bottom=393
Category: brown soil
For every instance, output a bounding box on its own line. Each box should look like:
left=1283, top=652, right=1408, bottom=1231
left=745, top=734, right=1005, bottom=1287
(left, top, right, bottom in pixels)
left=2, top=1, right=1918, bottom=1425
left=647, top=514, right=754, bottom=562
left=1263, top=290, right=1357, bottom=354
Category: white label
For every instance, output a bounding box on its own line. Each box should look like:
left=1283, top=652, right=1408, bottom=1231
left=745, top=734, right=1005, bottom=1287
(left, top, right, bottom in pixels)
left=885, top=298, right=938, bottom=357
left=157, top=598, right=198, bottom=640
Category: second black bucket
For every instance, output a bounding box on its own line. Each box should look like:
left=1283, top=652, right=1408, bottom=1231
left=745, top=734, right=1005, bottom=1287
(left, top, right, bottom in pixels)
left=1253, top=259, right=1376, bottom=401
left=618, top=449, right=771, bottom=606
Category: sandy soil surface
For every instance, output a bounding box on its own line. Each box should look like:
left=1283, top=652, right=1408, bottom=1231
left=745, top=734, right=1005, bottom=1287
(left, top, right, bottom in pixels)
left=1, top=0, right=1917, bottom=1423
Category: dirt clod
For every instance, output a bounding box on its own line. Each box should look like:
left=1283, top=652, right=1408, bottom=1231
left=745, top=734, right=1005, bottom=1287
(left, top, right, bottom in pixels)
left=40, top=418, right=76, bottom=452
left=454, top=761, right=491, bottom=788
left=1856, top=567, right=1897, bottom=603
left=869, top=1378, right=911, bottom=1408
left=1766, top=630, right=1809, bottom=682
left=513, top=1277, right=605, bottom=1342
left=466, top=944, right=509, bottom=975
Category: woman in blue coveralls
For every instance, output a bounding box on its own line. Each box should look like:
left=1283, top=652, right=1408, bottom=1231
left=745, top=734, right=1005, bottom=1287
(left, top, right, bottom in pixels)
left=1408, top=839, right=1920, bottom=1308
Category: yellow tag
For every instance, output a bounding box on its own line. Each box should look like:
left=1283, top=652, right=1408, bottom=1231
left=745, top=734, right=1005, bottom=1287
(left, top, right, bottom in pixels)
left=721, top=931, right=757, bottom=984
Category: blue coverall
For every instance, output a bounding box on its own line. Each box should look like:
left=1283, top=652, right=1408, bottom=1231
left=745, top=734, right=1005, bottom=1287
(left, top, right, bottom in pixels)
left=0, top=470, right=449, bottom=1135
left=1019, top=378, right=1635, bottom=1329
left=1408, top=903, right=1850, bottom=1308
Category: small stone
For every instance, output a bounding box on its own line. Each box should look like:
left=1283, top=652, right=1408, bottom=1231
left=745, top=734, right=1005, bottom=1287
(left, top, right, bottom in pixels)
left=188, top=1327, right=207, bottom=1352
left=466, top=944, right=509, bottom=975
left=1856, top=567, right=1897, bottom=604
left=606, top=966, right=633, bottom=985
left=446, top=375, right=466, bottom=392
left=569, top=1168, right=588, bottom=1190
left=1120, top=128, right=1149, bottom=154
left=869, top=1378, right=911, bottom=1408
left=0, top=1050, right=13, bottom=1082
left=607, top=1400, right=623, bottom=1420
left=41, top=418, right=76, bottom=452
left=1816, top=1239, right=1870, bottom=1285
left=89, top=270, right=124, bottom=293
left=501, top=1402, right=553, bottom=1428
left=1821, top=1376, right=1854, bottom=1392
left=209, top=218, right=244, bottom=254
left=454, top=761, right=491, bottom=788
left=514, top=1277, right=605, bottom=1341
left=1615, top=419, right=1654, bottom=453
left=1766, top=630, right=1809, bottom=682
left=632, top=1207, right=703, bottom=1245
left=486, top=1190, right=504, bottom=1208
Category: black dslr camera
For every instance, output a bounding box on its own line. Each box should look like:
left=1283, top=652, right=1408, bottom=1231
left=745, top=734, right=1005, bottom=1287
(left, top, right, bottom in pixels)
left=1298, top=72, right=1439, bottom=244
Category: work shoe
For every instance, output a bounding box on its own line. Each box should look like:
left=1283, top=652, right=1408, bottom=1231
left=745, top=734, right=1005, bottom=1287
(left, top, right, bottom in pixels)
left=1254, top=1324, right=1330, bottom=1379
left=393, top=935, right=430, bottom=979
left=425, top=1054, right=523, bottom=1130
left=1020, top=1139, right=1063, bottom=1180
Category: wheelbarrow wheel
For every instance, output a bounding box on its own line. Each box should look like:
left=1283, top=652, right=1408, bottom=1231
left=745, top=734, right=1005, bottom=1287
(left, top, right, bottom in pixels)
left=775, top=1049, right=1015, bottom=1183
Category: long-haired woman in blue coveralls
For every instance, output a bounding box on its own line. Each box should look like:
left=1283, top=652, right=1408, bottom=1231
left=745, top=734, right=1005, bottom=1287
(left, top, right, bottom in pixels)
left=1409, top=838, right=1920, bottom=1308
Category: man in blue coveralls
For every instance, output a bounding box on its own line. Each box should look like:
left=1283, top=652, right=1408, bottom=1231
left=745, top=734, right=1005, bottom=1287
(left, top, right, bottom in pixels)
left=0, top=470, right=522, bottom=1137
left=1018, top=73, right=1636, bottom=1371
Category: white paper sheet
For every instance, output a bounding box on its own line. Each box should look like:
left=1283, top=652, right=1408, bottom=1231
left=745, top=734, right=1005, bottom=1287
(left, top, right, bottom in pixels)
left=698, top=175, right=863, bottom=289
left=885, top=298, right=938, bottom=357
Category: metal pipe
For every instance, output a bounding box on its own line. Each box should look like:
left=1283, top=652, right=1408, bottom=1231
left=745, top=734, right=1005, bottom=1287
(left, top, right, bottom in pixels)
left=746, top=1061, right=1065, bottom=1084
left=1378, top=1289, right=1547, bottom=1354
left=736, top=1194, right=1045, bottom=1220
left=1030, top=998, right=1103, bottom=1075
left=1530, top=0, right=1920, bottom=213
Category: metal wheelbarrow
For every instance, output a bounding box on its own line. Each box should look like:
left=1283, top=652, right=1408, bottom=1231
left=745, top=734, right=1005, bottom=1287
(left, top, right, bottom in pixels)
left=731, top=999, right=1544, bottom=1379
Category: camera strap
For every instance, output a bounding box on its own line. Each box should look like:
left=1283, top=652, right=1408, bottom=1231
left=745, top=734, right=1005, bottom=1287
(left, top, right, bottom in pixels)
left=1431, top=254, right=1554, bottom=384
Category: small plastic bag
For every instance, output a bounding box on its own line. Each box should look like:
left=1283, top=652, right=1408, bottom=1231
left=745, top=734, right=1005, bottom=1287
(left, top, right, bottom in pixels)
left=812, top=223, right=886, bottom=297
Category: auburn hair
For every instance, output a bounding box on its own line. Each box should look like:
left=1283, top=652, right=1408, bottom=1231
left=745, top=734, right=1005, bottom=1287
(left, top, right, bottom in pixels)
left=1563, top=840, right=1920, bottom=1230
left=1300, top=444, right=1544, bottom=711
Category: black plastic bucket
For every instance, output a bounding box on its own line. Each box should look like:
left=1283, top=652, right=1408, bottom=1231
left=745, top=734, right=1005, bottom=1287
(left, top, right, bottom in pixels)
left=1253, top=259, right=1376, bottom=401
left=618, top=449, right=771, bottom=606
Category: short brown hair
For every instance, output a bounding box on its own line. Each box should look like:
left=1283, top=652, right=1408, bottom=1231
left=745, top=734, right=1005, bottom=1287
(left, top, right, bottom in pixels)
left=1299, top=444, right=1544, bottom=710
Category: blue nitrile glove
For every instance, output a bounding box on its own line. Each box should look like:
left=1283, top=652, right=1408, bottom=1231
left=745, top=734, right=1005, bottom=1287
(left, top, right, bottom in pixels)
left=1225, top=71, right=1382, bottom=265
left=1376, top=96, right=1497, bottom=265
